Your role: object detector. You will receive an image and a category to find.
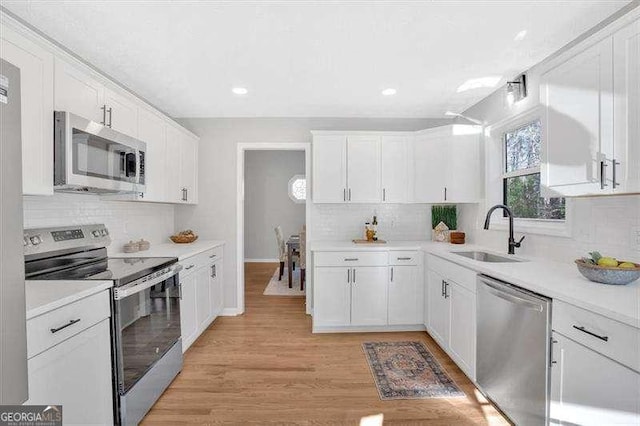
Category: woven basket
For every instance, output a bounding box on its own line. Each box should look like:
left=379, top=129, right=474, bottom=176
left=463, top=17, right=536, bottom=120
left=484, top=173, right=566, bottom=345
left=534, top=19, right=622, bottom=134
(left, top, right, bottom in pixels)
left=170, top=234, right=198, bottom=244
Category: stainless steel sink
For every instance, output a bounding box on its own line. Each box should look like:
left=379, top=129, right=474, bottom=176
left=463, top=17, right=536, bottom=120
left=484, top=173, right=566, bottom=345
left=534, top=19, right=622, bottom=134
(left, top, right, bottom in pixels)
left=452, top=251, right=525, bottom=263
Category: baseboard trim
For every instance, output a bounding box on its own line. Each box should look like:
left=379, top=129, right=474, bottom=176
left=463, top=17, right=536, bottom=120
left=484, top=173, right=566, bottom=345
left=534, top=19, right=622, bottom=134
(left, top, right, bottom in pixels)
left=244, top=258, right=279, bottom=263
left=312, top=324, right=426, bottom=334
left=221, top=308, right=243, bottom=316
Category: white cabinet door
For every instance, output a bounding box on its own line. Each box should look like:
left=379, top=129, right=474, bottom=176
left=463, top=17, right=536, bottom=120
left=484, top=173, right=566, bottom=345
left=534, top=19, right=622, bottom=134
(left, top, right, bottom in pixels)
left=137, top=107, right=167, bottom=202
left=1, top=26, right=54, bottom=195
left=26, top=319, right=114, bottom=425
left=613, top=18, right=640, bottom=193
left=54, top=58, right=105, bottom=123
left=195, top=266, right=211, bottom=333
left=427, top=269, right=449, bottom=347
left=550, top=332, right=640, bottom=425
left=180, top=133, right=198, bottom=204
left=388, top=265, right=422, bottom=325
left=347, top=136, right=381, bottom=203
left=448, top=281, right=476, bottom=379
left=312, top=135, right=347, bottom=203
left=350, top=266, right=387, bottom=326
left=411, top=134, right=447, bottom=203
left=104, top=87, right=138, bottom=137
left=381, top=136, right=408, bottom=203
left=179, top=271, right=198, bottom=351
left=209, top=260, right=223, bottom=320
left=165, top=124, right=184, bottom=203
left=314, top=267, right=351, bottom=326
left=447, top=132, right=481, bottom=203
left=541, top=38, right=614, bottom=196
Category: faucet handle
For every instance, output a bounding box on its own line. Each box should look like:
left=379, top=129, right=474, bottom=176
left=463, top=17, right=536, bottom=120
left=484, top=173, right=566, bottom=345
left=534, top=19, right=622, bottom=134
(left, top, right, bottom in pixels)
left=515, top=235, right=525, bottom=247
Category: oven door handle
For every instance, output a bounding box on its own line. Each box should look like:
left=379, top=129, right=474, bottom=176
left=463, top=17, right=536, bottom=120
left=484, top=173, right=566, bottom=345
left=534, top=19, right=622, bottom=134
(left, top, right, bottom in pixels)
left=113, top=264, right=182, bottom=300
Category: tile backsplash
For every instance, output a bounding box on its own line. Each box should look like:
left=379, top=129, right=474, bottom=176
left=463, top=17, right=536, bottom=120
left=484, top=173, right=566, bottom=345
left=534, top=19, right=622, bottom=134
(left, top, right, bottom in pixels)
left=23, top=193, right=175, bottom=255
left=311, top=203, right=431, bottom=241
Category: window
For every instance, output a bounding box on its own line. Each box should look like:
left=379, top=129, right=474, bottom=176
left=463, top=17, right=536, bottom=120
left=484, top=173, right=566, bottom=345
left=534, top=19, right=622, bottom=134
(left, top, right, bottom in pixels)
left=502, top=119, right=565, bottom=220
left=288, top=175, right=306, bottom=203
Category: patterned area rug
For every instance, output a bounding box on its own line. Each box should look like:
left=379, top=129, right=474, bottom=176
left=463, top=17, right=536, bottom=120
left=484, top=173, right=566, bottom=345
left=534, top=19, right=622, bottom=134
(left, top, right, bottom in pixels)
left=363, top=341, right=465, bottom=400
left=263, top=267, right=304, bottom=296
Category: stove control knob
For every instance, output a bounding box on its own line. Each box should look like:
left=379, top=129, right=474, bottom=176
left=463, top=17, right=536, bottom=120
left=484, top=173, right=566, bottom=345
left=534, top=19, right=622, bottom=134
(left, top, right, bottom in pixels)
left=92, top=230, right=101, bottom=238
left=30, top=235, right=42, bottom=245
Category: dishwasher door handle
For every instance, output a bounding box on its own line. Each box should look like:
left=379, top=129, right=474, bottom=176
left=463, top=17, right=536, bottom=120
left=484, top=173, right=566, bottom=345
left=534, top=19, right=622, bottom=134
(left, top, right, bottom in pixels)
left=482, top=283, right=544, bottom=312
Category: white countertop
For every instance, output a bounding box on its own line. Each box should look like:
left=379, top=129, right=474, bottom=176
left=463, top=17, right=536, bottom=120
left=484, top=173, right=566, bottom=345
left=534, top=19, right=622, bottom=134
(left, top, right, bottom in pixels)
left=110, top=240, right=225, bottom=261
left=25, top=280, right=113, bottom=320
left=311, top=240, right=640, bottom=329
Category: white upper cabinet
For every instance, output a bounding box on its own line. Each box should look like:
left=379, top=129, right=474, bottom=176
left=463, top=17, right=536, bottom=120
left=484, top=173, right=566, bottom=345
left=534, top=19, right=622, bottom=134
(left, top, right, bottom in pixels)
left=54, top=57, right=105, bottom=123
left=0, top=25, right=54, bottom=195
left=180, top=133, right=198, bottom=204
left=381, top=135, right=408, bottom=203
left=137, top=107, right=167, bottom=202
left=347, top=135, right=381, bottom=203
left=165, top=124, right=199, bottom=204
left=613, top=18, right=640, bottom=193
left=411, top=125, right=481, bottom=203
left=312, top=135, right=347, bottom=203
left=103, top=87, right=138, bottom=137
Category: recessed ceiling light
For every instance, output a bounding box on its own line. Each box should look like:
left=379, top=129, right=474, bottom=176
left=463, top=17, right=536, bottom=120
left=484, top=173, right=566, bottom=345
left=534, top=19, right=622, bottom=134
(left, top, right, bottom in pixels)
left=456, top=76, right=501, bottom=93
left=381, top=88, right=397, bottom=96
left=232, top=87, right=248, bottom=95
left=514, top=30, right=527, bottom=42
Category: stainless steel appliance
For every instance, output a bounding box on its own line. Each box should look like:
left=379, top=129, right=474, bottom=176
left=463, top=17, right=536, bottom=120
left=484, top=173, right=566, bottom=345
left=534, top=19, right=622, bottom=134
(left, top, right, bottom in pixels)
left=0, top=58, right=29, bottom=404
left=24, top=225, right=182, bottom=425
left=54, top=111, right=146, bottom=194
left=477, top=275, right=552, bottom=425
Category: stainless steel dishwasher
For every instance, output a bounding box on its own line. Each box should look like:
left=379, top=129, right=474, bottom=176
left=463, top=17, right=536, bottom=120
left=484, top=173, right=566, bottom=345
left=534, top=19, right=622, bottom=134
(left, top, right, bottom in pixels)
left=477, top=275, right=552, bottom=426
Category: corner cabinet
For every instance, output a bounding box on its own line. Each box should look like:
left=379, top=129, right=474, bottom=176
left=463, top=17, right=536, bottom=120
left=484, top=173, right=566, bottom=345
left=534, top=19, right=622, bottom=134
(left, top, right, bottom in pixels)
left=312, top=250, right=424, bottom=332
left=541, top=16, right=639, bottom=196
left=179, top=245, right=224, bottom=352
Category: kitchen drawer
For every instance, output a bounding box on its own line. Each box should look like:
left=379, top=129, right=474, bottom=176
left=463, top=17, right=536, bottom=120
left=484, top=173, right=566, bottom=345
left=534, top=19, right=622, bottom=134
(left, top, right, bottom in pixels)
left=179, top=246, right=223, bottom=275
left=27, top=289, right=111, bottom=359
left=427, top=254, right=477, bottom=293
left=314, top=251, right=388, bottom=267
left=389, top=251, right=420, bottom=266
left=553, top=300, right=640, bottom=373
left=204, top=245, right=224, bottom=262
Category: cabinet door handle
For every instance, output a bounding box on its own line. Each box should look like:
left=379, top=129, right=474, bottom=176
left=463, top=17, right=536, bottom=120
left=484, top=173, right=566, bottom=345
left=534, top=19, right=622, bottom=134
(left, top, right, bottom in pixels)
left=343, top=188, right=346, bottom=202
left=612, top=159, right=620, bottom=188
left=444, top=187, right=447, bottom=201
left=178, top=282, right=183, bottom=300
left=397, top=257, right=412, bottom=261
left=348, top=188, right=351, bottom=201
left=107, top=107, right=113, bottom=127
left=50, top=318, right=81, bottom=334
left=383, top=188, right=386, bottom=201
left=185, top=264, right=195, bottom=270
left=444, top=281, right=449, bottom=298
left=344, top=258, right=359, bottom=262
left=101, top=105, right=107, bottom=125
left=600, top=161, right=608, bottom=189
left=390, top=267, right=394, bottom=282
left=211, top=265, right=215, bottom=278
left=441, top=280, right=446, bottom=297
left=209, top=254, right=217, bottom=259
left=347, top=269, right=350, bottom=284
left=353, top=268, right=356, bottom=283
left=572, top=325, right=609, bottom=342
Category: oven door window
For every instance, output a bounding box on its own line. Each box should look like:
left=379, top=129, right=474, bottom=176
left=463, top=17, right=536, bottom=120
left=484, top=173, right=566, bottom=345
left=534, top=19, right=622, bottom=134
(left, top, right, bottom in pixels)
left=115, top=276, right=181, bottom=393
left=72, top=128, right=137, bottom=182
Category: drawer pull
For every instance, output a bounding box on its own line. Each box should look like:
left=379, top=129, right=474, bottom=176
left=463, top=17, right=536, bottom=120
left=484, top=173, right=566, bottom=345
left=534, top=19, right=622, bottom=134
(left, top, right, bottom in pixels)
left=572, top=325, right=609, bottom=342
left=50, top=318, right=81, bottom=334
left=209, top=254, right=217, bottom=259
left=344, top=258, right=359, bottom=262
left=185, top=264, right=195, bottom=270
left=397, top=257, right=412, bottom=261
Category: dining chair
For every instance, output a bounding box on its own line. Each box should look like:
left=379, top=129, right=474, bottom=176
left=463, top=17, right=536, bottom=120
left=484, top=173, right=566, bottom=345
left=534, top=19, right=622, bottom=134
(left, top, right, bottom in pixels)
left=299, top=226, right=306, bottom=291
left=274, top=226, right=299, bottom=281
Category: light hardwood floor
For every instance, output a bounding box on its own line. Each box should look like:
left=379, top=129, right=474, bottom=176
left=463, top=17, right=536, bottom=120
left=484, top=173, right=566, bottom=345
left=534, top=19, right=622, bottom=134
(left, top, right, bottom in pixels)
left=142, top=262, right=508, bottom=425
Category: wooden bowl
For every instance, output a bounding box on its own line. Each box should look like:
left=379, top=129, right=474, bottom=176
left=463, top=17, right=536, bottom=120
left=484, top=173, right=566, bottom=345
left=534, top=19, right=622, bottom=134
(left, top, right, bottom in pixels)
left=574, top=259, right=640, bottom=285
left=170, top=234, right=198, bottom=244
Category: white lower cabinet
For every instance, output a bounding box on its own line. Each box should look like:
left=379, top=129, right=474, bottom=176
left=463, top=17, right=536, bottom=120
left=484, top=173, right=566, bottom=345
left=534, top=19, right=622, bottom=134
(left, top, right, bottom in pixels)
left=427, top=269, right=450, bottom=347
left=313, top=267, right=352, bottom=326
left=448, top=282, right=476, bottom=377
left=550, top=332, right=640, bottom=425
left=350, top=266, right=388, bottom=326
left=25, top=291, right=113, bottom=425
left=388, top=265, right=423, bottom=325
left=179, top=245, right=225, bottom=352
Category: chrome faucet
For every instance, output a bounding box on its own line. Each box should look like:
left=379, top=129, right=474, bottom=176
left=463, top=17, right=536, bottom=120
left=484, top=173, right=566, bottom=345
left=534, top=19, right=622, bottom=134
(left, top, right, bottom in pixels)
left=483, top=204, right=525, bottom=255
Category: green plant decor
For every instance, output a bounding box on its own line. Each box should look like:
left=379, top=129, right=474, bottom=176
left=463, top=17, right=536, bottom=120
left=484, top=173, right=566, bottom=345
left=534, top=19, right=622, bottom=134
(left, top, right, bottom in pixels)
left=431, top=205, right=457, bottom=230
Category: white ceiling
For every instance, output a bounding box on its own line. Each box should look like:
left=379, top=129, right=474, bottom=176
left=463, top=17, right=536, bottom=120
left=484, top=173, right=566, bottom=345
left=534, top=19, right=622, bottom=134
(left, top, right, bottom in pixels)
left=2, top=1, right=631, bottom=118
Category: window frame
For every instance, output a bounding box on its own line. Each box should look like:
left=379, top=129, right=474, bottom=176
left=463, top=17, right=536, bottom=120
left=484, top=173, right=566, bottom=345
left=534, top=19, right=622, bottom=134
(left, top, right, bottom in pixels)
left=485, top=107, right=571, bottom=237
left=288, top=174, right=306, bottom=204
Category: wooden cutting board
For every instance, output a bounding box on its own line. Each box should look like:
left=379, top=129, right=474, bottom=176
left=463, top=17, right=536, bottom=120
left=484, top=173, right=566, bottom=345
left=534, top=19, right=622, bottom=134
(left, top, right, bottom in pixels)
left=352, top=239, right=387, bottom=244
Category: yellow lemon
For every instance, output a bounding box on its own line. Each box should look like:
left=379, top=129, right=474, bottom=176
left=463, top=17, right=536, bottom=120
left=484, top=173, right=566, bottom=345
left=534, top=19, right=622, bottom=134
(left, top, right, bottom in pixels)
left=597, top=257, right=618, bottom=267
left=618, top=262, right=636, bottom=269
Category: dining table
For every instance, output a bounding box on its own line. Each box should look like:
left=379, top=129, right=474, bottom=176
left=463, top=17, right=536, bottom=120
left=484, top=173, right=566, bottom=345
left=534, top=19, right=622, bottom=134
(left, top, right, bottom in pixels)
left=286, top=235, right=300, bottom=288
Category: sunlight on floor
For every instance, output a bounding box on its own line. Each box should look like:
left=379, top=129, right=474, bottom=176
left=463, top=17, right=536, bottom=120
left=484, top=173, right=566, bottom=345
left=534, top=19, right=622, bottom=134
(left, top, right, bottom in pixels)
left=360, top=413, right=384, bottom=426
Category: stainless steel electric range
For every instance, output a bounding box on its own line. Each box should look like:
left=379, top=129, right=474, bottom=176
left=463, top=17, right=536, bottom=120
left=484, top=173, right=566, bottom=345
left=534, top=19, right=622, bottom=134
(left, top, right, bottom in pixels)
left=24, top=224, right=183, bottom=426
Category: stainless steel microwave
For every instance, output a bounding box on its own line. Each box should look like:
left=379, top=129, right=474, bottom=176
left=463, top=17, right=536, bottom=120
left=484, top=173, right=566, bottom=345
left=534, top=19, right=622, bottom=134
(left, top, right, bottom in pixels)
left=54, top=111, right=146, bottom=194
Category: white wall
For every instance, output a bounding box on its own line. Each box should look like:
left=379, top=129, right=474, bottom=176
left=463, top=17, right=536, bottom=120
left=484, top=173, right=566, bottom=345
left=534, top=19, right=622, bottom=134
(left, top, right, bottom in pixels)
left=174, top=117, right=450, bottom=311
left=244, top=150, right=305, bottom=261
left=23, top=193, right=175, bottom=255
left=459, top=5, right=640, bottom=264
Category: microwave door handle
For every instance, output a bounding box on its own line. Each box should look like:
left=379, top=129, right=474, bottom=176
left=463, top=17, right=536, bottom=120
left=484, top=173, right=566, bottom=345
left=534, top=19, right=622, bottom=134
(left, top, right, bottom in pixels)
left=125, top=151, right=137, bottom=178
